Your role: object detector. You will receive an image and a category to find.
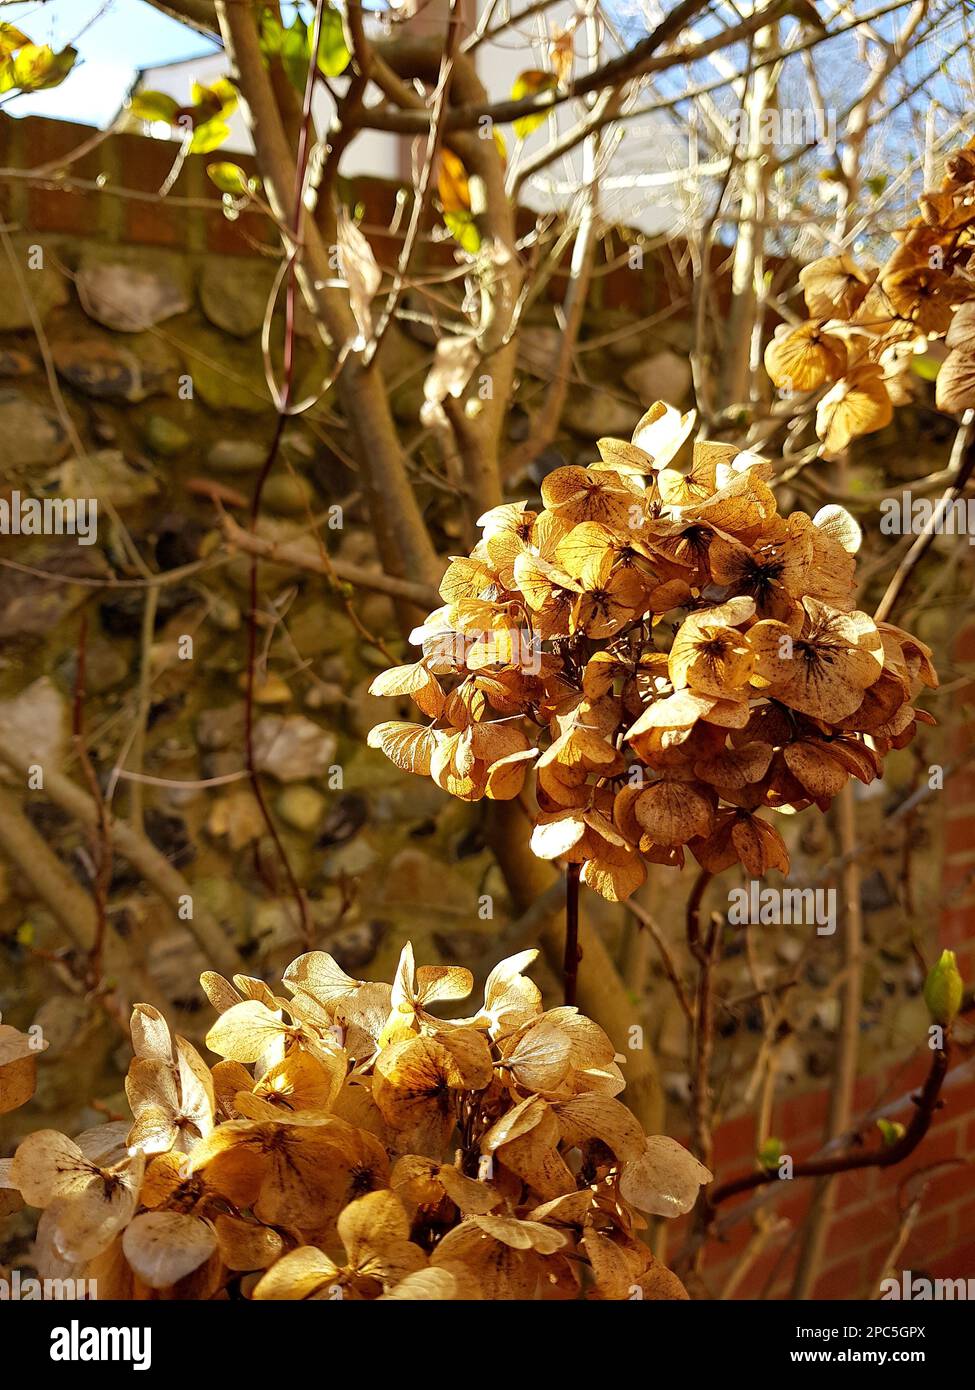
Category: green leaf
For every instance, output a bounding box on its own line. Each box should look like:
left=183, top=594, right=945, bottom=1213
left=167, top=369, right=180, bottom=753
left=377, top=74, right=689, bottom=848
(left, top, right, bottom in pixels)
left=189, top=118, right=231, bottom=155
left=316, top=6, right=350, bottom=77
left=129, top=89, right=180, bottom=124
left=444, top=210, right=481, bottom=255
left=280, top=14, right=310, bottom=93
left=511, top=69, right=558, bottom=140
left=207, top=161, right=249, bottom=195
left=258, top=8, right=285, bottom=57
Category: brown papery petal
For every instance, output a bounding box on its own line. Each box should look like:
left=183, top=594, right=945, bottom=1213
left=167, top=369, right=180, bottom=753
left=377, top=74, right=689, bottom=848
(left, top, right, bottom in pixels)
left=431, top=1224, right=540, bottom=1298
left=630, top=401, right=695, bottom=467
left=0, top=1026, right=40, bottom=1115
left=694, top=740, right=773, bottom=789
left=618, top=1135, right=712, bottom=1217
left=783, top=743, right=849, bottom=801
left=214, top=1213, right=283, bottom=1271
left=764, top=321, right=847, bottom=391
left=816, top=363, right=892, bottom=452
left=582, top=850, right=647, bottom=902
left=553, top=1093, right=646, bottom=1162
left=130, top=1003, right=173, bottom=1065
left=10, top=1130, right=94, bottom=1206
left=122, top=1211, right=216, bottom=1289
left=936, top=346, right=975, bottom=413
left=812, top=504, right=862, bottom=555
left=205, top=1000, right=286, bottom=1065
left=252, top=1245, right=340, bottom=1300
left=380, top=1266, right=476, bottom=1300
left=582, top=1227, right=645, bottom=1299
left=473, top=1213, right=567, bottom=1254
left=634, top=780, right=715, bottom=845
left=531, top=811, right=588, bottom=859
left=366, top=721, right=439, bottom=777
left=800, top=254, right=872, bottom=319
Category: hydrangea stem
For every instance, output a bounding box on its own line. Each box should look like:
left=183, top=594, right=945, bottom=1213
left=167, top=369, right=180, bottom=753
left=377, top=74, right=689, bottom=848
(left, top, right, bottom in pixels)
left=563, top=862, right=582, bottom=1006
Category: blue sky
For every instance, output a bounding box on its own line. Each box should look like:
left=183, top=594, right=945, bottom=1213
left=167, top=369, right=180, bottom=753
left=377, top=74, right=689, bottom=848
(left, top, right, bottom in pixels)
left=0, top=1, right=221, bottom=124
left=5, top=0, right=954, bottom=158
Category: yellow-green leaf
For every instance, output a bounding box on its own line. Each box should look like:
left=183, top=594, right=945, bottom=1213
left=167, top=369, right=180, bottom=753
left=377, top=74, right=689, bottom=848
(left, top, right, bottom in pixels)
left=445, top=211, right=481, bottom=255
left=191, top=76, right=237, bottom=119
left=511, top=70, right=558, bottom=140
left=208, top=77, right=238, bottom=116
left=129, top=89, right=180, bottom=124
left=259, top=9, right=285, bottom=57
left=317, top=7, right=350, bottom=78
left=190, top=118, right=231, bottom=155
left=4, top=43, right=76, bottom=95
left=0, top=23, right=30, bottom=60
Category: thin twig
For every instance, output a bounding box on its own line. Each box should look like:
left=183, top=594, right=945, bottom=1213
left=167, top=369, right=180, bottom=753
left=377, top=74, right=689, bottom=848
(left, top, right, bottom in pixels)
left=0, top=733, right=243, bottom=979
left=626, top=894, right=694, bottom=1021
left=874, top=415, right=975, bottom=623
left=709, top=1044, right=951, bottom=1205
left=70, top=611, right=112, bottom=989
left=687, top=869, right=715, bottom=1164
left=221, top=515, right=442, bottom=607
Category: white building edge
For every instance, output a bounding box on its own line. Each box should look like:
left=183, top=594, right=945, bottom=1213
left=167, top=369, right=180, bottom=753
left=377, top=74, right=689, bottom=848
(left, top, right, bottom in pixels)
left=126, top=0, right=685, bottom=234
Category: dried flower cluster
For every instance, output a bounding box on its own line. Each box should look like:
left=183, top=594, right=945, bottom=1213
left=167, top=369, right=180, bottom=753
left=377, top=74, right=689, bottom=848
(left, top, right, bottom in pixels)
left=367, top=401, right=937, bottom=901
left=0, top=945, right=709, bottom=1299
left=764, top=136, right=975, bottom=447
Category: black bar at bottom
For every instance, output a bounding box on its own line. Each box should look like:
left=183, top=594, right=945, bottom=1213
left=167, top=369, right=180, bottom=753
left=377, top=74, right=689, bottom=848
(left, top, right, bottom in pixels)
left=0, top=1297, right=968, bottom=1377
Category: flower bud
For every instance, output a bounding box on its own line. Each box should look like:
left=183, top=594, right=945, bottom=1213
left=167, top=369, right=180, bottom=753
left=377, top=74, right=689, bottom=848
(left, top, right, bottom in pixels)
left=923, top=949, right=963, bottom=1027
left=757, top=1137, right=783, bottom=1170
left=876, top=1118, right=905, bottom=1148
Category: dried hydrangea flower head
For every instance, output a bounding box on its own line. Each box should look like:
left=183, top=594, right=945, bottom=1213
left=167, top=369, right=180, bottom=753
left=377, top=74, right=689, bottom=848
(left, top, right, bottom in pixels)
left=764, top=134, right=975, bottom=445
left=2, top=946, right=709, bottom=1300
left=368, top=401, right=937, bottom=901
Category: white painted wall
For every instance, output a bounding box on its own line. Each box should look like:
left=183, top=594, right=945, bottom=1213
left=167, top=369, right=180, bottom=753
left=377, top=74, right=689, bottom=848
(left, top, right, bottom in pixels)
left=132, top=3, right=682, bottom=231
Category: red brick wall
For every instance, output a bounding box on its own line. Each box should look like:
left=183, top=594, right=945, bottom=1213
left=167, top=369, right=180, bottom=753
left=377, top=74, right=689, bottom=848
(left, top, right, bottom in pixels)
left=688, top=1053, right=975, bottom=1299
left=0, top=115, right=272, bottom=253
left=0, top=114, right=693, bottom=314
left=676, top=619, right=975, bottom=1299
